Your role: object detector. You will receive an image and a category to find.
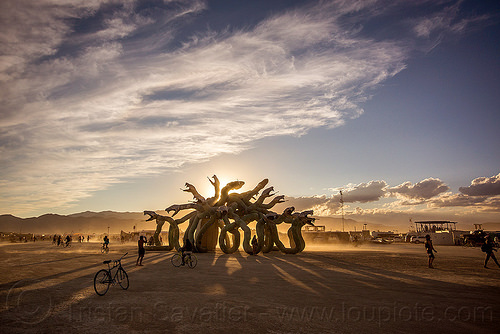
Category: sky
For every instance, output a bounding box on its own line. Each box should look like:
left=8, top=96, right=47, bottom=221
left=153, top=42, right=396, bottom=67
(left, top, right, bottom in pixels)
left=1, top=0, right=499, bottom=229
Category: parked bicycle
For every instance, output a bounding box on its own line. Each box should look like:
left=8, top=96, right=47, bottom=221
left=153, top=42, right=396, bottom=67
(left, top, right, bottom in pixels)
left=94, top=252, right=129, bottom=296
left=101, top=243, right=109, bottom=254
left=171, top=250, right=197, bottom=268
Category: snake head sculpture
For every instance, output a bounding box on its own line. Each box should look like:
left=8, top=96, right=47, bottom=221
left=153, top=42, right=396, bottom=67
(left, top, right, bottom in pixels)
left=262, top=186, right=275, bottom=197
left=226, top=180, right=245, bottom=191
left=283, top=206, right=295, bottom=216
left=300, top=210, right=314, bottom=217
left=208, top=175, right=220, bottom=188
left=144, top=210, right=158, bottom=221
left=294, top=210, right=315, bottom=226
left=274, top=195, right=285, bottom=204
left=182, top=182, right=207, bottom=203
left=165, top=204, right=182, bottom=217
left=304, top=216, right=315, bottom=226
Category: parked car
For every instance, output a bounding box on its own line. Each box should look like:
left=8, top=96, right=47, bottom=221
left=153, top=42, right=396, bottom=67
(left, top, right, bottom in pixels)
left=410, top=236, right=427, bottom=244
left=393, top=236, right=404, bottom=242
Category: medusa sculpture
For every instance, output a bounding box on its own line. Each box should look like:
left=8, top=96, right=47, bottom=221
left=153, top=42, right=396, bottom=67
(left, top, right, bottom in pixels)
left=145, top=175, right=313, bottom=254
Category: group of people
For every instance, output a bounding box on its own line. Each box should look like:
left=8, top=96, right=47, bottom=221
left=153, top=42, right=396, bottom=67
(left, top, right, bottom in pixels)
left=76, top=235, right=89, bottom=243
left=52, top=234, right=72, bottom=247
left=135, top=236, right=193, bottom=266
left=424, top=234, right=499, bottom=269
left=52, top=234, right=92, bottom=246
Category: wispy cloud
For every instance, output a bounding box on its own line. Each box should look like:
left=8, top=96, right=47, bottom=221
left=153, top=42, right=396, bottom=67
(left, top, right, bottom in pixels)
left=0, top=0, right=491, bottom=215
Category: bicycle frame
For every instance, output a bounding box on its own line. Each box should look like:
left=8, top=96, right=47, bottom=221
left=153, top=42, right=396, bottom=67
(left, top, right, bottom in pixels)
left=171, top=250, right=197, bottom=268
left=103, top=253, right=127, bottom=279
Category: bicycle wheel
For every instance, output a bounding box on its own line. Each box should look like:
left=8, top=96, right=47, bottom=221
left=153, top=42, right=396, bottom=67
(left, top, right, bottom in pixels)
left=187, top=254, right=197, bottom=269
left=171, top=253, right=182, bottom=267
left=116, top=267, right=129, bottom=290
left=94, top=269, right=111, bottom=296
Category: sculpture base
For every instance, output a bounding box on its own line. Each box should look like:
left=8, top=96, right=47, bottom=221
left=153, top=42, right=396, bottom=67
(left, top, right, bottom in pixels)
left=144, top=246, right=173, bottom=251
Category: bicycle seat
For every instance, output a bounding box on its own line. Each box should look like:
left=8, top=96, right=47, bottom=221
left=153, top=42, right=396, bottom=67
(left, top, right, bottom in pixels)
left=103, top=260, right=111, bottom=264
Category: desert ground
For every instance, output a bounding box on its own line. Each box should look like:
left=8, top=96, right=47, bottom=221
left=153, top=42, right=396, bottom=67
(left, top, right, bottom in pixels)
left=0, top=240, right=499, bottom=334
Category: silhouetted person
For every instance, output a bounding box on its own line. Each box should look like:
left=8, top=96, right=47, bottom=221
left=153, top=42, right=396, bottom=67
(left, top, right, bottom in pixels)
left=181, top=238, right=193, bottom=265
left=136, top=236, right=146, bottom=266
left=251, top=235, right=258, bottom=255
left=103, top=235, right=109, bottom=250
left=424, top=234, right=437, bottom=268
left=482, top=238, right=500, bottom=269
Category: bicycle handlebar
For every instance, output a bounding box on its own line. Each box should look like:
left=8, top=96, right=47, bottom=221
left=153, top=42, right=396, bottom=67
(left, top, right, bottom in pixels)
left=117, top=252, right=128, bottom=261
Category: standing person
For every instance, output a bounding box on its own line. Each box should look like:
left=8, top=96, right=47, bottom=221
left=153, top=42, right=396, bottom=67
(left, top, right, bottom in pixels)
left=136, top=236, right=146, bottom=266
left=251, top=235, right=258, bottom=255
left=482, top=237, right=500, bottom=269
left=424, top=234, right=437, bottom=268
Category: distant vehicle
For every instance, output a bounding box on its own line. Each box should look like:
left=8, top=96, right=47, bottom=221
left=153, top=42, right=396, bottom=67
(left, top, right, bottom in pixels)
left=460, top=230, right=487, bottom=247
left=393, top=236, right=404, bottom=242
left=372, top=237, right=393, bottom=244
left=410, top=236, right=427, bottom=244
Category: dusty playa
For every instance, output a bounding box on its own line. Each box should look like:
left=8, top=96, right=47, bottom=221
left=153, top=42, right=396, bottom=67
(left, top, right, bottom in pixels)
left=0, top=241, right=498, bottom=334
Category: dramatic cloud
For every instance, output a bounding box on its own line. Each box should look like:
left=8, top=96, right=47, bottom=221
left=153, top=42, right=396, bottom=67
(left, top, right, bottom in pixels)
left=280, top=195, right=339, bottom=216
left=459, top=173, right=500, bottom=196
left=283, top=181, right=388, bottom=215
left=338, top=181, right=388, bottom=203
left=283, top=175, right=500, bottom=215
left=0, top=0, right=491, bottom=215
left=388, top=178, right=449, bottom=200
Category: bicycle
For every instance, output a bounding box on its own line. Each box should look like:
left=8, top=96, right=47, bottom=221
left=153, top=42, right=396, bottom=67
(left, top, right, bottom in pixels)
left=94, top=252, right=129, bottom=296
left=171, top=250, right=197, bottom=268
left=101, top=243, right=109, bottom=254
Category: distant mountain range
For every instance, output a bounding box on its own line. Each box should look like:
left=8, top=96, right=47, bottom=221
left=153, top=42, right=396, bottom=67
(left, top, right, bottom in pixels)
left=1, top=211, right=499, bottom=235
left=0, top=211, right=148, bottom=235
left=0, top=211, right=381, bottom=235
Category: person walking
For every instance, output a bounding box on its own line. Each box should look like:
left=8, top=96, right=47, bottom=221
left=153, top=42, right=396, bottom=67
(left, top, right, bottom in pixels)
left=136, top=236, right=146, bottom=266
left=482, top=237, right=500, bottom=269
left=424, top=234, right=437, bottom=268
